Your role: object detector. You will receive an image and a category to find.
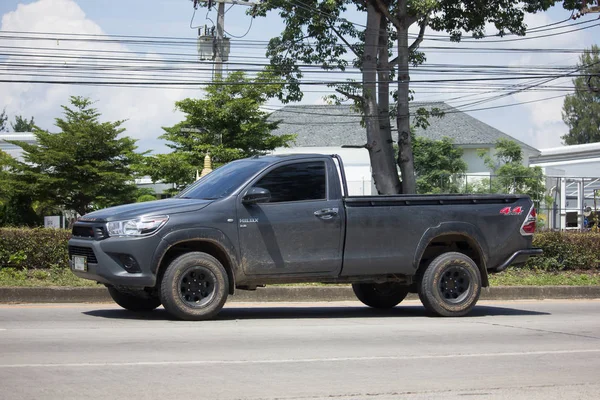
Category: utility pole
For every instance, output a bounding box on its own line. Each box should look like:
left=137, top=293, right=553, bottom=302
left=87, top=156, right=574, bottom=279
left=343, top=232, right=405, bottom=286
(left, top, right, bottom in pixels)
left=195, top=0, right=258, bottom=80
left=215, top=1, right=226, bottom=79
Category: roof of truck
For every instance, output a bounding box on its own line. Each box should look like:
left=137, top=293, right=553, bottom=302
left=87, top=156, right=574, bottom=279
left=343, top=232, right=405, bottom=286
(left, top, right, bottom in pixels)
left=249, top=153, right=333, bottom=161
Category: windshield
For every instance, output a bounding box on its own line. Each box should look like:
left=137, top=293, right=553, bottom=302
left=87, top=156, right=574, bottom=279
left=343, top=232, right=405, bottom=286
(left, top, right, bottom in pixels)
left=176, top=160, right=269, bottom=200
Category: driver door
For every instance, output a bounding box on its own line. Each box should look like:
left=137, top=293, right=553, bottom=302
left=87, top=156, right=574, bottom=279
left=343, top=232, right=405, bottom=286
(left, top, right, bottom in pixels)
left=237, top=160, right=344, bottom=276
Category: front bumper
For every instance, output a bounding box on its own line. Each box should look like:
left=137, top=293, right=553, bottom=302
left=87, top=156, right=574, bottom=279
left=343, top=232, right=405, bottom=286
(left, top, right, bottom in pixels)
left=68, top=235, right=163, bottom=287
left=494, top=248, right=543, bottom=272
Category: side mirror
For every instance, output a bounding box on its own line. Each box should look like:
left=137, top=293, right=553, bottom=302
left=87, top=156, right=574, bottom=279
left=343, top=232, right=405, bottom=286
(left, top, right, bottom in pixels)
left=243, top=187, right=271, bottom=204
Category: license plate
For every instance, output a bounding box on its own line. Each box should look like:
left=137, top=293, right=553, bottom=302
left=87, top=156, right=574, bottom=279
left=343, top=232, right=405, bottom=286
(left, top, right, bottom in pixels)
left=72, top=255, right=87, bottom=272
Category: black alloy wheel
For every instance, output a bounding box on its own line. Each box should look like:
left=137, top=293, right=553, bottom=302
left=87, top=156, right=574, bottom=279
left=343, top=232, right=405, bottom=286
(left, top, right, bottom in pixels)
left=178, top=266, right=218, bottom=308
left=438, top=266, right=471, bottom=303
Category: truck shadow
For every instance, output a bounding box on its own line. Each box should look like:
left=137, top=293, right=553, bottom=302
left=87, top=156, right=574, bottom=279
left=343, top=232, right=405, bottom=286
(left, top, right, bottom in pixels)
left=83, top=304, right=549, bottom=321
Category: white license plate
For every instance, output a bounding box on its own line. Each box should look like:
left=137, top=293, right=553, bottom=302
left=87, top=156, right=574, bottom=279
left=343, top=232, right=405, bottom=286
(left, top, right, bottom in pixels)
left=72, top=256, right=87, bottom=272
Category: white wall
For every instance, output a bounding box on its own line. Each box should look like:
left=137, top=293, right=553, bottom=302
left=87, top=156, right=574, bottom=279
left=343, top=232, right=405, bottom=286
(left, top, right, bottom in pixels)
left=461, top=147, right=492, bottom=174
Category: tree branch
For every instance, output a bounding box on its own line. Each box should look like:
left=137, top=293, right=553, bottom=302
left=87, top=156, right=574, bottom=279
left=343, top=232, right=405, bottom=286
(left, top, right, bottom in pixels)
left=330, top=22, right=360, bottom=58
left=408, top=15, right=429, bottom=53
left=372, top=0, right=403, bottom=31
left=335, top=88, right=364, bottom=103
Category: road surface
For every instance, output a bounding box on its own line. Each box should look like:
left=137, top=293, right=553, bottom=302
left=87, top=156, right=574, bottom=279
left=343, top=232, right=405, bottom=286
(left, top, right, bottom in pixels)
left=0, top=300, right=599, bottom=399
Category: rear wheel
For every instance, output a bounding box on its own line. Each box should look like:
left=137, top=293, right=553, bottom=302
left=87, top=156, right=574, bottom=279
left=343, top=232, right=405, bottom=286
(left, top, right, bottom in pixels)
left=160, top=252, right=229, bottom=321
left=107, top=286, right=161, bottom=312
left=418, top=252, right=481, bottom=317
left=352, top=282, right=409, bottom=309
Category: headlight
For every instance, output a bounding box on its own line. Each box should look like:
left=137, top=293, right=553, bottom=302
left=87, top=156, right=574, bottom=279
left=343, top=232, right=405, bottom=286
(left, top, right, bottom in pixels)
left=106, top=215, right=169, bottom=237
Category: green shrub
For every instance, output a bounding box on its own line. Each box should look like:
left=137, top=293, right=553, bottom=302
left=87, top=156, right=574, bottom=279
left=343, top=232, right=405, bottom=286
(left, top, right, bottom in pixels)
left=526, top=231, right=600, bottom=271
left=0, top=228, right=71, bottom=270
left=137, top=194, right=158, bottom=203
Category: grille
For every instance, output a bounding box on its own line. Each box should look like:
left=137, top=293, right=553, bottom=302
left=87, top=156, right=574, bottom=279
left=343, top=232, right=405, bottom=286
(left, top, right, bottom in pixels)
left=71, top=224, right=107, bottom=240
left=72, top=225, right=95, bottom=238
left=68, top=246, right=98, bottom=264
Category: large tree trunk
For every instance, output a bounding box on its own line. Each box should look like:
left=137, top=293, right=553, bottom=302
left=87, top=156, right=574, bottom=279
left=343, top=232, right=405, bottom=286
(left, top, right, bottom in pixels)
left=396, top=2, right=416, bottom=194
left=377, top=14, right=401, bottom=194
left=363, top=4, right=401, bottom=195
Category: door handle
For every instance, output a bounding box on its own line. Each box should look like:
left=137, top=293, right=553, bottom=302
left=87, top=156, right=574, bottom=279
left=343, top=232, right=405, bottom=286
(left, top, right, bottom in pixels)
left=314, top=208, right=339, bottom=220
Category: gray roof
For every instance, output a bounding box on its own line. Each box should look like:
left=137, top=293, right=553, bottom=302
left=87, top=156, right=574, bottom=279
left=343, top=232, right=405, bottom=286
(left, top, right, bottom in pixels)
left=269, top=102, right=539, bottom=154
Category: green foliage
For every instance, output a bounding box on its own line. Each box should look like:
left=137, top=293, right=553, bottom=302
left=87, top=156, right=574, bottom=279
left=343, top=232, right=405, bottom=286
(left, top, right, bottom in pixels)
left=474, top=139, right=545, bottom=202
left=413, top=136, right=467, bottom=194
left=10, top=115, right=35, bottom=132
left=562, top=45, right=600, bottom=145
left=144, top=71, right=295, bottom=189
left=0, top=193, right=41, bottom=227
left=0, top=107, right=6, bottom=132
left=252, top=0, right=570, bottom=102
left=6, top=96, right=143, bottom=216
left=137, top=194, right=157, bottom=203
left=525, top=231, right=600, bottom=271
left=0, top=228, right=71, bottom=270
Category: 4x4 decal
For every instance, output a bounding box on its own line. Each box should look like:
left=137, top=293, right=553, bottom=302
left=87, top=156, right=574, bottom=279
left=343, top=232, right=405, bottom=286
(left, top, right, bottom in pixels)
left=499, top=206, right=523, bottom=215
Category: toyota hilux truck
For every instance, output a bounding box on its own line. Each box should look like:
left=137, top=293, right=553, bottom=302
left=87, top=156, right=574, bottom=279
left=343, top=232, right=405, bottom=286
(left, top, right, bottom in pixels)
left=69, top=154, right=541, bottom=320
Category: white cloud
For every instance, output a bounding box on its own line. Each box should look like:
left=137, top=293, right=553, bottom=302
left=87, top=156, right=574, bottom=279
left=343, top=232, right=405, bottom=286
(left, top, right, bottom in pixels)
left=0, top=0, right=189, bottom=153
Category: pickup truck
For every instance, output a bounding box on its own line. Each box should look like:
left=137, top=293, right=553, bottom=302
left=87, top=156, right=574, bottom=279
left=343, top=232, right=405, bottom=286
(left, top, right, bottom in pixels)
left=69, top=154, right=541, bottom=320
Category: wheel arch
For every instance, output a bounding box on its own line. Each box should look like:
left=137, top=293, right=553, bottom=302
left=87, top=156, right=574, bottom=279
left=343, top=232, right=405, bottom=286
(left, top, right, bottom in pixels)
left=414, top=223, right=489, bottom=287
left=153, top=229, right=238, bottom=295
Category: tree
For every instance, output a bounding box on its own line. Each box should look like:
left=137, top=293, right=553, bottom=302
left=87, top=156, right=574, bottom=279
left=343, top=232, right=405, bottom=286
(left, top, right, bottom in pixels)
left=413, top=136, right=467, bottom=194
left=477, top=139, right=545, bottom=202
left=249, top=0, right=583, bottom=194
left=0, top=150, right=41, bottom=226
left=0, top=108, right=7, bottom=132
left=145, top=71, right=295, bottom=189
left=11, top=115, right=36, bottom=132
left=562, top=45, right=600, bottom=145
left=6, top=96, right=143, bottom=216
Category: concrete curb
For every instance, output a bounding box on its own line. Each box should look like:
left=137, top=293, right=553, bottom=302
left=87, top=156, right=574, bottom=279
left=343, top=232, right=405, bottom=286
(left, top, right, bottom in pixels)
left=1, top=285, right=599, bottom=303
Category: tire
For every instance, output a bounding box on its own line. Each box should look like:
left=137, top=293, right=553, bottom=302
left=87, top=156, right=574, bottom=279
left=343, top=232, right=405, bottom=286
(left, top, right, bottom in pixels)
left=352, top=282, right=409, bottom=309
left=107, top=286, right=162, bottom=312
left=418, top=252, right=481, bottom=317
left=160, top=252, right=229, bottom=321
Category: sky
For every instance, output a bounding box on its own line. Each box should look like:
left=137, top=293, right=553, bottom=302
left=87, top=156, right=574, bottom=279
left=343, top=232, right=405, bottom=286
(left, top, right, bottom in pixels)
left=0, top=0, right=599, bottom=154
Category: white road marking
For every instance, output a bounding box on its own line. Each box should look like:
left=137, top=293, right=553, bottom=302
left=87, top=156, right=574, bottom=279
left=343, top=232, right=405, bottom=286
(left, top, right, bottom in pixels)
left=1, top=348, right=599, bottom=369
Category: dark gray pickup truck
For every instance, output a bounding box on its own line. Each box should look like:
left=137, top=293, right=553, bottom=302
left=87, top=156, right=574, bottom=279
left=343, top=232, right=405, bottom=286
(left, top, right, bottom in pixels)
left=69, top=154, right=541, bottom=320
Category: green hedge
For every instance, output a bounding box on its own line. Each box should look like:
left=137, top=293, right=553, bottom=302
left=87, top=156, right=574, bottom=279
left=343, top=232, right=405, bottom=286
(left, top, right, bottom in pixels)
left=527, top=231, right=600, bottom=271
left=0, top=228, right=71, bottom=270
left=0, top=228, right=599, bottom=272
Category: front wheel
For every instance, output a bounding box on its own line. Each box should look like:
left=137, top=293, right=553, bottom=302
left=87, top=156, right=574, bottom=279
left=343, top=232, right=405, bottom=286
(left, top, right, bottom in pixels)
left=418, top=252, right=481, bottom=317
left=352, top=282, right=409, bottom=309
left=107, top=286, right=162, bottom=312
left=160, top=252, right=229, bottom=321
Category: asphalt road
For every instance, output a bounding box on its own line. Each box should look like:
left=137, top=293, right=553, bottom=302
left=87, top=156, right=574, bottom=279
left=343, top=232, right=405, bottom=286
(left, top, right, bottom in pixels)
left=1, top=300, right=599, bottom=400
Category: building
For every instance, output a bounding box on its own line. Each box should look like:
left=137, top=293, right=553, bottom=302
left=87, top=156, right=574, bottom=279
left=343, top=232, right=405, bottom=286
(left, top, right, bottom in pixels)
left=531, top=143, right=600, bottom=230
left=269, top=102, right=540, bottom=195
left=0, top=132, right=36, bottom=161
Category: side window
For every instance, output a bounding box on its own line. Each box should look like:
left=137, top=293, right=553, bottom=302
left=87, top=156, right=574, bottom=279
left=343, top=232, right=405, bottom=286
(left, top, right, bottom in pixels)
left=254, top=162, right=326, bottom=203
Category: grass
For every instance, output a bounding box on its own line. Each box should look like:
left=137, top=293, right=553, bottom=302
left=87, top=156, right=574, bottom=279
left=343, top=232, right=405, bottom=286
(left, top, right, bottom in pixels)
left=0, top=267, right=98, bottom=287
left=0, top=267, right=599, bottom=288
left=488, top=268, right=600, bottom=286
